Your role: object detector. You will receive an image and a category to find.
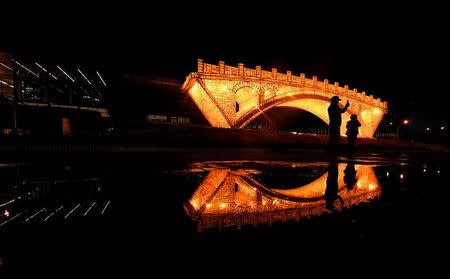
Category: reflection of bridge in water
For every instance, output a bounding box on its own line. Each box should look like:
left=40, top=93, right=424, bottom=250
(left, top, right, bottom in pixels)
left=184, top=162, right=380, bottom=231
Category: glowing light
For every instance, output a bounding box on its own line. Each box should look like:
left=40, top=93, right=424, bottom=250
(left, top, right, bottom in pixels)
left=437, top=170, right=441, bottom=174
left=0, top=62, right=13, bottom=71
left=441, top=126, right=445, bottom=130
left=43, top=205, right=64, bottom=222
left=0, top=80, right=14, bottom=88
left=373, top=108, right=382, bottom=115
left=206, top=203, right=212, bottom=209
left=368, top=184, right=375, bottom=190
left=24, top=208, right=46, bottom=222
left=35, top=62, right=48, bottom=72
left=389, top=122, right=393, bottom=125
left=0, top=212, right=23, bottom=227
left=96, top=71, right=107, bottom=86
left=77, top=68, right=92, bottom=85
left=64, top=204, right=80, bottom=219
left=400, top=174, right=404, bottom=179
left=403, top=119, right=409, bottom=125
left=220, top=203, right=227, bottom=209
left=83, top=202, right=96, bottom=216
left=57, top=65, right=75, bottom=82
left=386, top=171, right=390, bottom=177
left=357, top=181, right=362, bottom=188
left=101, top=201, right=111, bottom=215
left=426, top=127, right=431, bottom=131
left=4, top=210, right=10, bottom=217
left=14, top=60, right=38, bottom=77
left=423, top=168, right=427, bottom=173
left=0, top=199, right=16, bottom=208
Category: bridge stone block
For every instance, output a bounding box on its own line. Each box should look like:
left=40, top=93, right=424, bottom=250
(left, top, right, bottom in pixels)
left=218, top=61, right=225, bottom=74
left=287, top=71, right=292, bottom=82
left=238, top=63, right=244, bottom=75
left=197, top=59, right=204, bottom=72
left=256, top=66, right=261, bottom=77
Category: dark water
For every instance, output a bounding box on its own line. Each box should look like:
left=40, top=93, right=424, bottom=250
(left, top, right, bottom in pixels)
left=0, top=150, right=448, bottom=277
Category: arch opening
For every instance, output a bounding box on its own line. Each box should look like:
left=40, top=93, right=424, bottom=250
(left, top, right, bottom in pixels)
left=244, top=106, right=329, bottom=135
left=238, top=95, right=361, bottom=136
left=235, top=87, right=258, bottom=118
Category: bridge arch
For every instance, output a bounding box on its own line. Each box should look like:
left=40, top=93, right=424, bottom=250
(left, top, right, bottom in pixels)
left=235, top=86, right=259, bottom=115
left=235, top=91, right=361, bottom=136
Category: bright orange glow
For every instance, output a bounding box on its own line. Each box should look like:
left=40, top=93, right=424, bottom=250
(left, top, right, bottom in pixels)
left=403, top=119, right=409, bottom=125
left=181, top=60, right=388, bottom=138
left=185, top=163, right=381, bottom=231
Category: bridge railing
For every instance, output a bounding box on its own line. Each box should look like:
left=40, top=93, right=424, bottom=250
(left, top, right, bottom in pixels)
left=196, top=59, right=388, bottom=110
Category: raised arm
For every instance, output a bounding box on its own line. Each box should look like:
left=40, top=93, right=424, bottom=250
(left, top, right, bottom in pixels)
left=340, top=101, right=350, bottom=113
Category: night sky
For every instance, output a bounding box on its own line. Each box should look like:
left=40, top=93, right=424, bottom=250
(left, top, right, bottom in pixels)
left=2, top=3, right=449, bottom=130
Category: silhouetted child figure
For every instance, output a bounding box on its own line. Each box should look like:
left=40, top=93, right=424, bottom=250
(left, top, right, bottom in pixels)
left=346, top=114, right=361, bottom=152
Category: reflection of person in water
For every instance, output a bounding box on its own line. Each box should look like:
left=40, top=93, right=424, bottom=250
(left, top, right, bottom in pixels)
left=324, top=162, right=344, bottom=210
left=344, top=163, right=357, bottom=190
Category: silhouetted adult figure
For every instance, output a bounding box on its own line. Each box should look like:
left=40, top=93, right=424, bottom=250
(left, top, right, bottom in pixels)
left=343, top=163, right=357, bottom=190
left=324, top=162, right=344, bottom=210
left=328, top=96, right=350, bottom=151
left=346, top=114, right=361, bottom=154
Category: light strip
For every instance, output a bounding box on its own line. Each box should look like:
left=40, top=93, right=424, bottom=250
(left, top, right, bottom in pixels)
left=14, top=60, right=38, bottom=77
left=0, top=212, right=23, bottom=227
left=83, top=202, right=96, bottom=216
left=0, top=62, right=13, bottom=71
left=35, top=62, right=48, bottom=72
left=49, top=73, right=58, bottom=80
left=77, top=68, right=92, bottom=85
left=64, top=203, right=81, bottom=219
left=0, top=198, right=16, bottom=208
left=23, top=208, right=46, bottom=223
left=43, top=205, right=64, bottom=222
left=96, top=71, right=106, bottom=86
left=57, top=65, right=75, bottom=82
left=101, top=201, right=110, bottom=215
left=0, top=79, right=14, bottom=88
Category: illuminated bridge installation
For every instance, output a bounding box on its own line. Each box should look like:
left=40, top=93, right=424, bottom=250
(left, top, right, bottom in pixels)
left=182, top=60, right=388, bottom=138
left=184, top=163, right=381, bottom=231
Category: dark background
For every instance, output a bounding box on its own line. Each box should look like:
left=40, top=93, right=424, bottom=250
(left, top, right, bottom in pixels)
left=2, top=2, right=449, bottom=136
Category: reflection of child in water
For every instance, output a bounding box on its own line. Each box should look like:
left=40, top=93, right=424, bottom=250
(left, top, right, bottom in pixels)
left=344, top=163, right=357, bottom=190
left=346, top=114, right=361, bottom=150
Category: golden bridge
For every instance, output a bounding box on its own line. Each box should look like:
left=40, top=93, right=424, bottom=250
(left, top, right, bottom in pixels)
left=182, top=60, right=388, bottom=138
